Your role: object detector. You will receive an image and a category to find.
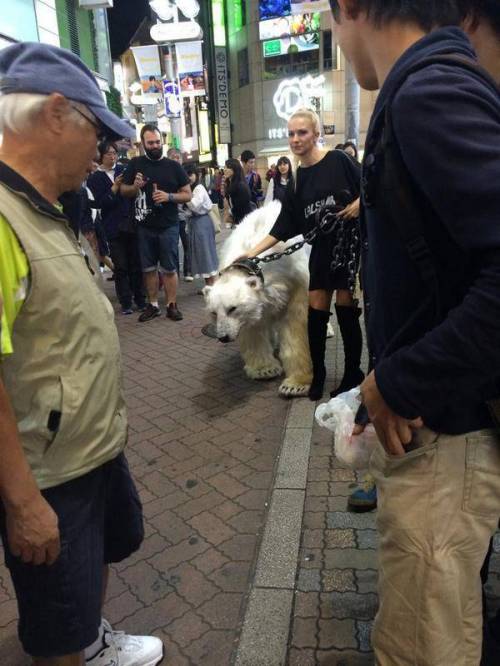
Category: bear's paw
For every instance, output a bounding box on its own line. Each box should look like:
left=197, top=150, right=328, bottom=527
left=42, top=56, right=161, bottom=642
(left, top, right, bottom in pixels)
left=279, top=379, right=311, bottom=398
left=245, top=364, right=283, bottom=380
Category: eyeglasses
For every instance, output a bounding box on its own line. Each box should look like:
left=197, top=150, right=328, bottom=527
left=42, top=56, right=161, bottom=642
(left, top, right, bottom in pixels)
left=70, top=105, right=106, bottom=140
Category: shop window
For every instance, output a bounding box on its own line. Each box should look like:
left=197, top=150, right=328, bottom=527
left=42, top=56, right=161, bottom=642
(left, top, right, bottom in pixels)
left=238, top=48, right=250, bottom=87
left=263, top=48, right=319, bottom=81
left=322, top=30, right=338, bottom=70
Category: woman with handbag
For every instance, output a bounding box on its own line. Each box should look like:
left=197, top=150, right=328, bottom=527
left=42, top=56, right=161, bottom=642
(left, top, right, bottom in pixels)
left=184, top=166, right=219, bottom=287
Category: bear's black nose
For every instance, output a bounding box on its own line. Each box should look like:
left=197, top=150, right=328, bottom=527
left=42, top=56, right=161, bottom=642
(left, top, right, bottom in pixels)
left=218, top=335, right=231, bottom=344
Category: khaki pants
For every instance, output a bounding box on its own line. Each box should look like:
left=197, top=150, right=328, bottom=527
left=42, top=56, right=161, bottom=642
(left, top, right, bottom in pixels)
left=370, top=427, right=500, bottom=666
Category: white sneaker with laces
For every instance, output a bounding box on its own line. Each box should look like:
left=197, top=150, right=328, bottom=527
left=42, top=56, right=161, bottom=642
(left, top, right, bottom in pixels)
left=86, top=619, right=163, bottom=666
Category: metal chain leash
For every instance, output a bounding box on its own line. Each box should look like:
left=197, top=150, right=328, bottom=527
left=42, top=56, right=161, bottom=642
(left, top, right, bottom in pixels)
left=253, top=204, right=343, bottom=267
left=251, top=205, right=361, bottom=294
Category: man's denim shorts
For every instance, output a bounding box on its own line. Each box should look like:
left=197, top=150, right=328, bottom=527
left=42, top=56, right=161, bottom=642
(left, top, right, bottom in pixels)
left=137, top=223, right=179, bottom=274
left=0, top=453, right=144, bottom=658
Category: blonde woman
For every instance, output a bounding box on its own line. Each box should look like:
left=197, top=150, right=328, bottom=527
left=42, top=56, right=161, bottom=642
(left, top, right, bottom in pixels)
left=243, top=108, right=363, bottom=400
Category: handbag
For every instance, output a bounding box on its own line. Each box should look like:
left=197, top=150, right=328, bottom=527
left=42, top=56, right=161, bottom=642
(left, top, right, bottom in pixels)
left=209, top=204, right=221, bottom=234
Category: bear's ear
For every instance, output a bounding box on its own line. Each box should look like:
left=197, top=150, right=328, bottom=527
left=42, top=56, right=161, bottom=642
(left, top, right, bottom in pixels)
left=202, top=285, right=213, bottom=298
left=246, top=276, right=261, bottom=290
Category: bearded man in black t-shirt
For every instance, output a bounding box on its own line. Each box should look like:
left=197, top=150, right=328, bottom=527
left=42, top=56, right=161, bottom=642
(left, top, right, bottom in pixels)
left=121, top=125, right=191, bottom=322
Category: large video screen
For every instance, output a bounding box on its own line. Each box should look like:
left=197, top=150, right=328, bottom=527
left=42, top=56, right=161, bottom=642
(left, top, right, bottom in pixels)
left=259, top=0, right=291, bottom=21
left=259, top=0, right=329, bottom=20
left=291, top=0, right=330, bottom=11
left=259, top=12, right=320, bottom=41
left=263, top=32, right=320, bottom=58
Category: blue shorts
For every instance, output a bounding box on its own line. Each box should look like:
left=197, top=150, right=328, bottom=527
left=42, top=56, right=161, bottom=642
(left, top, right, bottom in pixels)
left=0, top=453, right=144, bottom=658
left=138, top=224, right=179, bottom=274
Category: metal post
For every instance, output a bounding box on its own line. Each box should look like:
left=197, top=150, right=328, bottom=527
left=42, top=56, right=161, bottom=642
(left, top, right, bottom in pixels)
left=344, top=61, right=360, bottom=145
left=164, top=46, right=183, bottom=149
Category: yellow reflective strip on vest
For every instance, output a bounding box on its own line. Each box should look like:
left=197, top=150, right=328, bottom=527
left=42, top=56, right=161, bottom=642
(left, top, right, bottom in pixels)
left=0, top=214, right=29, bottom=356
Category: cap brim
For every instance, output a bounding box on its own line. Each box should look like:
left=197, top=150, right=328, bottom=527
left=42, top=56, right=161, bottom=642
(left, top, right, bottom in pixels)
left=90, top=104, right=136, bottom=140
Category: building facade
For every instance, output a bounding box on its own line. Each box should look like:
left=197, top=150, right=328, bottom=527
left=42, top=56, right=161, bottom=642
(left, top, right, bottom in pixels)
left=223, top=1, right=377, bottom=166
left=0, top=0, right=113, bottom=92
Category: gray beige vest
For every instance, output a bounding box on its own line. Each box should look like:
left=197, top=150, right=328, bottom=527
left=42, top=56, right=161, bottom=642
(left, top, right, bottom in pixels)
left=0, top=182, right=127, bottom=489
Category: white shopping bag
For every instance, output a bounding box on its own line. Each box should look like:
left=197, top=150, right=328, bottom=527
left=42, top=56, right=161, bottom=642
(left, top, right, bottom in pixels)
left=315, top=388, right=379, bottom=469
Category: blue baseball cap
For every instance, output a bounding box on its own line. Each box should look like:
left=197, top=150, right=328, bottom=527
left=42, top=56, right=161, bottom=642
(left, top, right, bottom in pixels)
left=0, top=42, right=135, bottom=140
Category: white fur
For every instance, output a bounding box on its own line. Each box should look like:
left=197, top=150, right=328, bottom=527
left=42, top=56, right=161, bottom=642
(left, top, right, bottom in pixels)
left=204, top=200, right=313, bottom=398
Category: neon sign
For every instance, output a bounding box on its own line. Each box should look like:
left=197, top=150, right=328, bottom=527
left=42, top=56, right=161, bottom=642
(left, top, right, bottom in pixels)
left=273, top=74, right=325, bottom=121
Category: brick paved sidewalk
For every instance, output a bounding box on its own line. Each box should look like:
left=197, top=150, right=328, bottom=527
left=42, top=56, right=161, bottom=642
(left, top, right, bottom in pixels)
left=286, top=332, right=500, bottom=666
left=0, top=266, right=291, bottom=665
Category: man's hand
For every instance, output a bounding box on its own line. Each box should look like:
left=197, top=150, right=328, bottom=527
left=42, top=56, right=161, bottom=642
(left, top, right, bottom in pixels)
left=5, top=491, right=60, bottom=566
left=338, top=198, right=360, bottom=221
left=111, top=173, right=124, bottom=194
left=152, top=187, right=169, bottom=204
left=133, top=172, right=147, bottom=191
left=360, top=371, right=423, bottom=456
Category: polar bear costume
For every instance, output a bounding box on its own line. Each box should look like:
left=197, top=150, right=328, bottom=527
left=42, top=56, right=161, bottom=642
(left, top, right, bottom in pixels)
left=203, top=200, right=313, bottom=397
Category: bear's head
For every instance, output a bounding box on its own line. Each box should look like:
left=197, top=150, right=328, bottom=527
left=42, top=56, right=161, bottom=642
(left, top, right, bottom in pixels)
left=203, top=270, right=265, bottom=343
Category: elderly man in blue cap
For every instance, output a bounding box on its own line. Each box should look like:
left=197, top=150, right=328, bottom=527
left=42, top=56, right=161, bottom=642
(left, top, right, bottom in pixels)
left=0, top=43, right=163, bottom=666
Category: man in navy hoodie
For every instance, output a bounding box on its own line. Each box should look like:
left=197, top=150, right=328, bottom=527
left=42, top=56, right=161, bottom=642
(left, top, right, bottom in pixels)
left=329, top=1, right=500, bottom=663
left=88, top=141, right=145, bottom=314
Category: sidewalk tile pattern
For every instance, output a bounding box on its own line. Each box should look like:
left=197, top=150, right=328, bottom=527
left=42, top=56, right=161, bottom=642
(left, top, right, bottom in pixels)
left=0, top=265, right=290, bottom=666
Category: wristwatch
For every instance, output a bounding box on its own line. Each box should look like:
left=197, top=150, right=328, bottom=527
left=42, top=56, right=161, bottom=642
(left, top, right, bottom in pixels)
left=168, top=193, right=174, bottom=203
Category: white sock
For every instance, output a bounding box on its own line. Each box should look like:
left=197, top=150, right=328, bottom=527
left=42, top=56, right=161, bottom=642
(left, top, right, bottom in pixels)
left=150, top=300, right=159, bottom=308
left=84, top=621, right=105, bottom=660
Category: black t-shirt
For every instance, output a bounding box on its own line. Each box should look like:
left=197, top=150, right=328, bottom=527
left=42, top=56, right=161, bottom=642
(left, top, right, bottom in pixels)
left=270, top=150, right=361, bottom=241
left=122, top=156, right=190, bottom=230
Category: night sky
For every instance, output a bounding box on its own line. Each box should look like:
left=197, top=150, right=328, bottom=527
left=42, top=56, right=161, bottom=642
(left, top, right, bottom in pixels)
left=107, top=0, right=149, bottom=59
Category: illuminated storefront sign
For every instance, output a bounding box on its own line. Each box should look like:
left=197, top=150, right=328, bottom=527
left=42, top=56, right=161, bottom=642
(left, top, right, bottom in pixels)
left=259, top=0, right=328, bottom=20
left=214, top=46, right=231, bottom=143
left=211, top=0, right=226, bottom=46
left=273, top=74, right=325, bottom=121
left=263, top=33, right=319, bottom=58
left=259, top=12, right=320, bottom=41
left=233, top=0, right=244, bottom=32
left=268, top=127, right=288, bottom=140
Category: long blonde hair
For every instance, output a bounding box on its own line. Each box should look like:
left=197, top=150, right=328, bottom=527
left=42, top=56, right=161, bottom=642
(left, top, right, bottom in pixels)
left=287, top=107, right=323, bottom=176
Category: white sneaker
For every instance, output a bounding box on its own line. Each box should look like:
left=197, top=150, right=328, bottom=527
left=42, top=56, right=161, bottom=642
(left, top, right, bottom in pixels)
left=183, top=275, right=194, bottom=282
left=86, top=619, right=163, bottom=666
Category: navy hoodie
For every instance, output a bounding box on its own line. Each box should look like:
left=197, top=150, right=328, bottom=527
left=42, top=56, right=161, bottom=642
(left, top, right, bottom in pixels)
left=87, top=164, right=132, bottom=240
left=361, top=27, right=500, bottom=434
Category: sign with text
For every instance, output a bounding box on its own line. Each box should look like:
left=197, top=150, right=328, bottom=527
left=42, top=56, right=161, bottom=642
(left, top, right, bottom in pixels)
left=214, top=46, right=231, bottom=144
left=176, top=40, right=205, bottom=95
left=131, top=45, right=162, bottom=94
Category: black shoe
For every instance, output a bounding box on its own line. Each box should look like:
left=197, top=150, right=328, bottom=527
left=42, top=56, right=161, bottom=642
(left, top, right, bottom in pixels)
left=138, top=304, right=160, bottom=322
left=135, top=302, right=147, bottom=312
left=166, top=302, right=183, bottom=321
left=121, top=307, right=134, bottom=315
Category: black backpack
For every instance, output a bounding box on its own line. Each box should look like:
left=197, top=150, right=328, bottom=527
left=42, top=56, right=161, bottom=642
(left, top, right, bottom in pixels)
left=369, top=53, right=500, bottom=423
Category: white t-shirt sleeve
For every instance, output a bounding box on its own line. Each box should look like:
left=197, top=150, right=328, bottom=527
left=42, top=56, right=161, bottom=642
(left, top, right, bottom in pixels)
left=187, top=184, right=212, bottom=215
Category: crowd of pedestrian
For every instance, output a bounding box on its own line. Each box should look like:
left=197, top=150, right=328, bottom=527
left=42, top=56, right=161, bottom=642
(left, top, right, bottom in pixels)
left=1, top=1, right=500, bottom=664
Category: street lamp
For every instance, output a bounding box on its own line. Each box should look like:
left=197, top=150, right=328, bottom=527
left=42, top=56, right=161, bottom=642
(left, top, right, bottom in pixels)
left=149, top=0, right=200, bottom=21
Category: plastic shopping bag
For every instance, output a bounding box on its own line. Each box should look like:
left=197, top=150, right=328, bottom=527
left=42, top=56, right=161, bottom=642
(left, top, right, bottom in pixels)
left=315, top=388, right=379, bottom=470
